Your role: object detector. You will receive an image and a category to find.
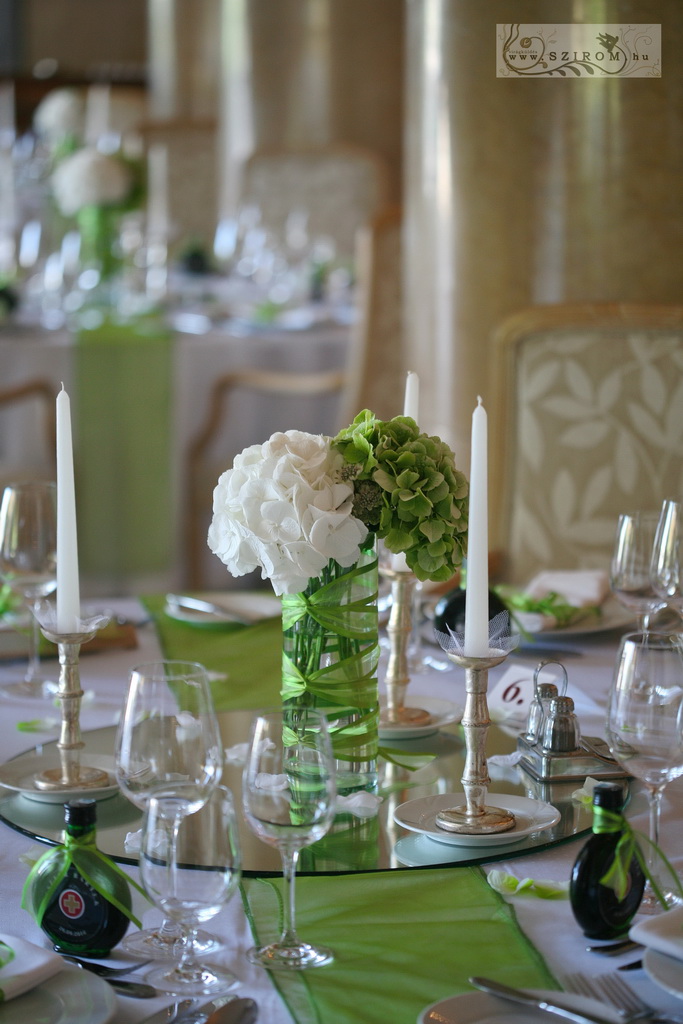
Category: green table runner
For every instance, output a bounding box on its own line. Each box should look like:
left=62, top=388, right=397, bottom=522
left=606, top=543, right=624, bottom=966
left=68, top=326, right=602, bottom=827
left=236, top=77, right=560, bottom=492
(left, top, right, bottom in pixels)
left=143, top=599, right=559, bottom=1024
left=242, top=866, right=558, bottom=1024
left=74, top=321, right=173, bottom=583
left=141, top=595, right=282, bottom=710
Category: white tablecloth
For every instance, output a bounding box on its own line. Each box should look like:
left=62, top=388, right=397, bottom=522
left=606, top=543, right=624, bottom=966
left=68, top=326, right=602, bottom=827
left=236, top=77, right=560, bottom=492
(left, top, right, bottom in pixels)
left=0, top=320, right=350, bottom=594
left=0, top=602, right=682, bottom=1023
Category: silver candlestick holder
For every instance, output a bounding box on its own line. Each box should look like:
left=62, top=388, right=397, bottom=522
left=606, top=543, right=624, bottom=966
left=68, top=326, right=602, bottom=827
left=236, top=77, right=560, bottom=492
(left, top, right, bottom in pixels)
left=32, top=604, right=111, bottom=792
left=380, top=563, right=431, bottom=727
left=434, top=611, right=519, bottom=835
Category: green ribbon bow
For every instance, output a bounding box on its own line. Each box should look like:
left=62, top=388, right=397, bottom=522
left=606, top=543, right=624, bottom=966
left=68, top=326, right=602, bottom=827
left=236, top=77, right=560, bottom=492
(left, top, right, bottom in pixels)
left=594, top=806, right=683, bottom=908
left=21, top=833, right=148, bottom=930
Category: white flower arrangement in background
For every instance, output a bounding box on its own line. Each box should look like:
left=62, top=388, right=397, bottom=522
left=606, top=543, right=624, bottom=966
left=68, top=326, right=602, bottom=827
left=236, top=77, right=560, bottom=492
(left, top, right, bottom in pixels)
left=33, top=87, right=84, bottom=146
left=51, top=147, right=134, bottom=216
left=208, top=429, right=367, bottom=596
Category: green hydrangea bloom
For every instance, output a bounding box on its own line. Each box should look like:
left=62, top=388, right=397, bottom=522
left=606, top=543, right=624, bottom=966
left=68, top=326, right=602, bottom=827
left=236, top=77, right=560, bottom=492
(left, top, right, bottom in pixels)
left=332, top=411, right=469, bottom=582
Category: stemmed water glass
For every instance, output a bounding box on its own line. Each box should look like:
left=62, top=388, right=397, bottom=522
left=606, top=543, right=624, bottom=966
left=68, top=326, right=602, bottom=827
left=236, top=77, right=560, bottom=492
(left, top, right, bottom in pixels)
left=606, top=632, right=683, bottom=912
left=610, top=511, right=668, bottom=630
left=242, top=707, right=336, bottom=970
left=0, top=481, right=57, bottom=699
left=139, top=785, right=241, bottom=996
left=651, top=499, right=683, bottom=623
left=115, top=660, right=224, bottom=958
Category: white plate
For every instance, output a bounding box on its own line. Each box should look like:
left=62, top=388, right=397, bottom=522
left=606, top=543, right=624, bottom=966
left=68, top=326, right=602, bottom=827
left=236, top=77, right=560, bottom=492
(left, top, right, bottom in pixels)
left=164, top=590, right=281, bottom=627
left=394, top=793, right=560, bottom=848
left=530, top=598, right=634, bottom=639
left=644, top=949, right=683, bottom=1000
left=0, top=753, right=118, bottom=803
left=0, top=966, right=117, bottom=1023
left=418, top=989, right=621, bottom=1024
left=379, top=696, right=463, bottom=739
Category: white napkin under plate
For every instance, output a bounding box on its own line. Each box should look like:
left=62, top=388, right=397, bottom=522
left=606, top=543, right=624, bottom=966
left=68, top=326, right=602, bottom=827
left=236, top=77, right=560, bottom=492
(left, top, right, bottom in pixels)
left=630, top=904, right=683, bottom=962
left=525, top=570, right=610, bottom=608
left=0, top=932, right=62, bottom=1001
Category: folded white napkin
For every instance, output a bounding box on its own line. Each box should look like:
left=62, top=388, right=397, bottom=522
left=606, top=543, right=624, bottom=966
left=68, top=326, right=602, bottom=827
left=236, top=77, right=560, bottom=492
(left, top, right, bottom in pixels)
left=630, top=904, right=683, bottom=961
left=525, top=570, right=610, bottom=608
left=0, top=932, right=62, bottom=1002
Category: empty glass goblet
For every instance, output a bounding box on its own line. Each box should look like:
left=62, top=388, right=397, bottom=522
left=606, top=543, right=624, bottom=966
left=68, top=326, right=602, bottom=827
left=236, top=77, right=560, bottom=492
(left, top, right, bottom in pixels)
left=610, top=510, right=667, bottom=630
left=115, top=659, right=224, bottom=958
left=0, top=481, right=57, bottom=699
left=242, top=707, right=336, bottom=970
left=651, top=499, right=683, bottom=622
left=140, top=785, right=241, bottom=997
left=606, top=631, right=683, bottom=912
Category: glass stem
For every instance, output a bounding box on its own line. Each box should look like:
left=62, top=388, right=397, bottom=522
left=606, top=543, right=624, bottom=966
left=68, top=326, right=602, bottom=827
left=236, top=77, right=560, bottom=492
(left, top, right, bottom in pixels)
left=647, top=785, right=663, bottom=862
left=280, top=845, right=301, bottom=947
left=176, top=924, right=202, bottom=980
left=25, top=600, right=41, bottom=683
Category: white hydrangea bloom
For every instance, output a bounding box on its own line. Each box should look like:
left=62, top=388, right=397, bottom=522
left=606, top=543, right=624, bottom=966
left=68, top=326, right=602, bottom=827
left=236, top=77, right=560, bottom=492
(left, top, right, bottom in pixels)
left=33, top=87, right=85, bottom=143
left=208, top=430, right=367, bottom=595
left=51, top=147, right=133, bottom=216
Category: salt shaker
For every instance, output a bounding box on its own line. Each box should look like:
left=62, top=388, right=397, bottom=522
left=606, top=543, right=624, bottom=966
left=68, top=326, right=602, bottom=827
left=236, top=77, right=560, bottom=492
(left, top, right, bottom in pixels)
left=540, top=694, right=581, bottom=754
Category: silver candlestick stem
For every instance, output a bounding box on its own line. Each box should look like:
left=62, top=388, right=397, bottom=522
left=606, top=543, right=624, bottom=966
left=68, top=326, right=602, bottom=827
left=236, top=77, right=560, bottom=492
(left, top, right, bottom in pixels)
left=380, top=566, right=431, bottom=727
left=33, top=610, right=111, bottom=792
left=436, top=647, right=516, bottom=835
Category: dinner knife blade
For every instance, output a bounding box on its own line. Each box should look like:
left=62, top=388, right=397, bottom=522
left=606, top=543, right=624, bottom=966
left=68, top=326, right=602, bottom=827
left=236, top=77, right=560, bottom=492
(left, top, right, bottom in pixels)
left=469, top=977, right=617, bottom=1024
left=167, top=996, right=251, bottom=1024
left=138, top=998, right=194, bottom=1024
left=165, top=594, right=245, bottom=622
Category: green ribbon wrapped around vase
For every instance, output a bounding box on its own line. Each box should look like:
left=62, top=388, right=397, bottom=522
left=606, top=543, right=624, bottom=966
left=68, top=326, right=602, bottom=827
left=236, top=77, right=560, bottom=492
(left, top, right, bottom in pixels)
left=77, top=204, right=123, bottom=282
left=281, top=539, right=380, bottom=790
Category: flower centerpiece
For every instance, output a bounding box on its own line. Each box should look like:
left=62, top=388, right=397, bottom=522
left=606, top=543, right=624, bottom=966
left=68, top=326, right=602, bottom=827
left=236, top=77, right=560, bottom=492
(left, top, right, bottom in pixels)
left=51, top=146, right=143, bottom=288
left=208, top=410, right=468, bottom=787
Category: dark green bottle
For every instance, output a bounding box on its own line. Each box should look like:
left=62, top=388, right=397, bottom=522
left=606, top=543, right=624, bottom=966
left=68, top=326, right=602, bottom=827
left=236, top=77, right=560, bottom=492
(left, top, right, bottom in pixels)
left=569, top=782, right=645, bottom=939
left=24, top=798, right=134, bottom=956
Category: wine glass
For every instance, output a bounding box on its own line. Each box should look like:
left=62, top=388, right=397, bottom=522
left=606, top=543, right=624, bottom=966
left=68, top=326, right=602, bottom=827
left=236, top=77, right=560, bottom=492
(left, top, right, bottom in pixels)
left=610, top=510, right=668, bottom=630
left=0, top=481, right=57, bottom=699
left=242, top=707, right=336, bottom=969
left=115, top=660, right=224, bottom=958
left=651, top=499, right=683, bottom=622
left=606, top=632, right=683, bottom=911
left=140, top=785, right=241, bottom=996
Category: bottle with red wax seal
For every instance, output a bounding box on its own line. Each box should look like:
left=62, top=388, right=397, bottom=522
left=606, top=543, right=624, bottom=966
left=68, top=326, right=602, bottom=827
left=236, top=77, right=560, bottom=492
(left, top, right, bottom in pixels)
left=22, top=798, right=138, bottom=956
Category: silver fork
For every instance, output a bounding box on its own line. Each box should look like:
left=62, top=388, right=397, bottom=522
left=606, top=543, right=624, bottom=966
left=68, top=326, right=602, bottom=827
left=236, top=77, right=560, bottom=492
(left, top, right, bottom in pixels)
left=563, top=971, right=683, bottom=1024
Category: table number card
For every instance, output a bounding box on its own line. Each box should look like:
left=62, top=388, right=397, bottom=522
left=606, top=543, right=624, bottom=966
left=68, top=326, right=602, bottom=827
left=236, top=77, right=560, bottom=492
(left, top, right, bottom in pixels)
left=488, top=665, right=560, bottom=723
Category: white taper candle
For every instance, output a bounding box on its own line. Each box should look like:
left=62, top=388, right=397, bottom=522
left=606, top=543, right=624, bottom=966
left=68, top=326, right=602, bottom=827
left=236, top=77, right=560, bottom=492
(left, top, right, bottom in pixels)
left=56, top=384, right=80, bottom=632
left=464, top=396, right=489, bottom=656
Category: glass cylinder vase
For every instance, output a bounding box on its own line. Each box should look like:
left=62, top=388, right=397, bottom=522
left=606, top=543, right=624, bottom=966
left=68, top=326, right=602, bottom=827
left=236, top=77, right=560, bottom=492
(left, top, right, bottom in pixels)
left=281, top=538, right=380, bottom=794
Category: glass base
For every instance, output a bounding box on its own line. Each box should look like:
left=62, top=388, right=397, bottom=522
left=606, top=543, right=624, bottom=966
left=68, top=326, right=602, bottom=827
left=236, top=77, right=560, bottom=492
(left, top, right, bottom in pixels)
left=247, top=941, right=334, bottom=971
left=0, top=676, right=59, bottom=701
left=639, top=882, right=682, bottom=915
left=145, top=960, right=239, bottom=997
left=121, top=925, right=223, bottom=961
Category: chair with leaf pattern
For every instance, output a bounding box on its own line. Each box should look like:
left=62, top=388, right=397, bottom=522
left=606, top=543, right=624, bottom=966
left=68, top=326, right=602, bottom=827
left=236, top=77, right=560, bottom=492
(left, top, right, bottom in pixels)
left=489, top=303, right=683, bottom=585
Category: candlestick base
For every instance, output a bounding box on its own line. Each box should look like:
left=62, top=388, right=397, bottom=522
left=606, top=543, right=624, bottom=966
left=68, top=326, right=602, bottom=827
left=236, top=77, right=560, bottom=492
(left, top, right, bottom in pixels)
left=33, top=606, right=112, bottom=792
left=433, top=614, right=520, bottom=836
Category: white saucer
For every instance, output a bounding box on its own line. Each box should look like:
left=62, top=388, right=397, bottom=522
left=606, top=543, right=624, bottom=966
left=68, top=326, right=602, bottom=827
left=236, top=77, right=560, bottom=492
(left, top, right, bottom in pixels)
left=418, top=989, right=621, bottom=1024
left=394, top=793, right=560, bottom=847
left=379, top=696, right=463, bottom=739
left=0, top=753, right=118, bottom=803
left=644, top=948, right=683, bottom=1000
left=0, top=967, right=116, bottom=1023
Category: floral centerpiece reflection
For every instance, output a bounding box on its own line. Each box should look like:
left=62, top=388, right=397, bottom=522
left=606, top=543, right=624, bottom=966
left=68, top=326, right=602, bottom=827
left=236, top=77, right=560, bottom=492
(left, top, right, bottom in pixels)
left=208, top=410, right=468, bottom=787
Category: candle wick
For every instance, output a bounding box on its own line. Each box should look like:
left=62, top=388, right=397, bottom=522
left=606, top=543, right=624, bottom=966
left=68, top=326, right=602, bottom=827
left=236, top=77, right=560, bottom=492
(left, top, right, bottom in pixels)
left=476, top=395, right=483, bottom=406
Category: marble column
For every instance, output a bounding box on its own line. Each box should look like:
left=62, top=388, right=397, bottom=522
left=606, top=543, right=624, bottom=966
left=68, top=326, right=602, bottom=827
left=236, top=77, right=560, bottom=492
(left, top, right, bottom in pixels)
left=404, top=0, right=683, bottom=489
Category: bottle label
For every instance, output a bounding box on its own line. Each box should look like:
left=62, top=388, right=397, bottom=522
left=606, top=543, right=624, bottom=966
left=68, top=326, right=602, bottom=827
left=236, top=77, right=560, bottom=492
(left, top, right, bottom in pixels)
left=41, top=867, right=119, bottom=946
left=58, top=889, right=86, bottom=920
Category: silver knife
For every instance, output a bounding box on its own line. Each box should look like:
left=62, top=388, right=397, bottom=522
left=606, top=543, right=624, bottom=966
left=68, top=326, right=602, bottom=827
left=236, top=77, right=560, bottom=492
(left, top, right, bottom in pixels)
left=165, top=594, right=246, bottom=622
left=164, top=996, right=257, bottom=1024
left=469, top=977, right=617, bottom=1024
left=138, top=999, right=194, bottom=1024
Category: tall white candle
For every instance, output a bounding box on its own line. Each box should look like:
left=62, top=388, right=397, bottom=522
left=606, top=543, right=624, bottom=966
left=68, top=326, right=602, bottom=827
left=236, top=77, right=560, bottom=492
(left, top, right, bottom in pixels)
left=56, top=385, right=80, bottom=633
left=464, top=396, right=489, bottom=656
left=84, top=83, right=111, bottom=145
left=403, top=371, right=419, bottom=421
left=147, top=143, right=169, bottom=239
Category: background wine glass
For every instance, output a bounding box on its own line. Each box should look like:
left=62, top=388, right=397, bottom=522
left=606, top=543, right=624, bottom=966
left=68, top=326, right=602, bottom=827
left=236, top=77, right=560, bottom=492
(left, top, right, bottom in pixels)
left=609, top=510, right=667, bottom=630
left=606, top=631, right=683, bottom=912
left=651, top=499, right=683, bottom=623
left=0, top=481, right=57, bottom=699
left=242, top=707, right=336, bottom=970
left=115, top=659, right=224, bottom=959
left=140, top=785, right=241, bottom=996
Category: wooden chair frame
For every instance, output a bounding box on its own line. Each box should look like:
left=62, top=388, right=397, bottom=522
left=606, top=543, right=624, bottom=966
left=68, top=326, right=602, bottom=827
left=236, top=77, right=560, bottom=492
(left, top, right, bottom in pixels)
left=0, top=379, right=57, bottom=473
